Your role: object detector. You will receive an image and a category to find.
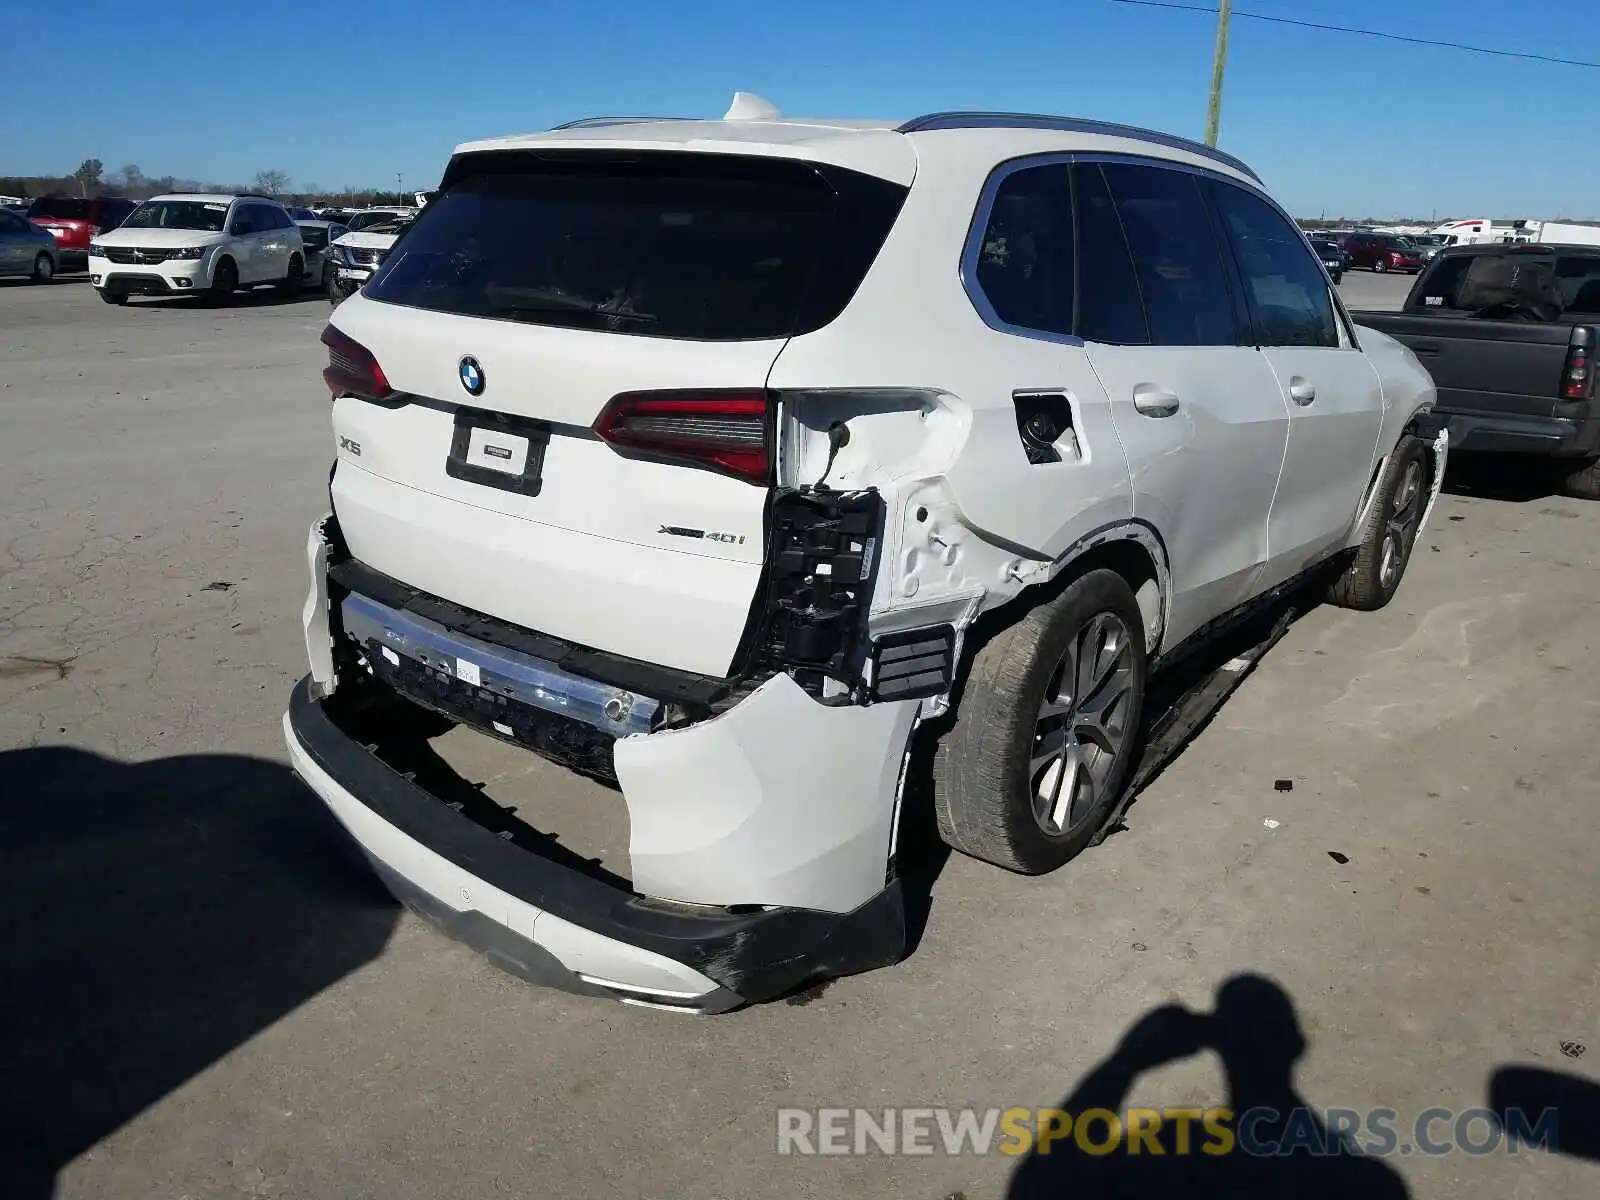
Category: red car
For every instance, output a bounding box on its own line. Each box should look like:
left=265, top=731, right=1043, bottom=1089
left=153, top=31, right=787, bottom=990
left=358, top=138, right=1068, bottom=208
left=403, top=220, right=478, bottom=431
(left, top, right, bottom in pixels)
left=1342, top=232, right=1425, bottom=274
left=26, top=195, right=137, bottom=268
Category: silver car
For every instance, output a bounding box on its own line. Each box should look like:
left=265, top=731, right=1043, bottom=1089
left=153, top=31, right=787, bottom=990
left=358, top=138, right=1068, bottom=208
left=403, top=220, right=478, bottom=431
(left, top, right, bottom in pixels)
left=294, top=220, right=350, bottom=293
left=0, top=208, right=60, bottom=282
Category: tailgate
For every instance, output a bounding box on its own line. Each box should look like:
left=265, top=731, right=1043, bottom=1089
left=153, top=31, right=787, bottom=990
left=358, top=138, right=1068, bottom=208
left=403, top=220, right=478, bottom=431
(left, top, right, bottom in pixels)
left=322, top=147, right=906, bottom=678
left=1354, top=312, right=1574, bottom=417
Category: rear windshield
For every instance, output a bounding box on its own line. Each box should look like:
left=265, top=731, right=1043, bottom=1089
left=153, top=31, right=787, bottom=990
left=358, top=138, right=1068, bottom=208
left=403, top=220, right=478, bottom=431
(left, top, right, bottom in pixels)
left=297, top=224, right=330, bottom=248
left=1415, top=252, right=1600, bottom=317
left=364, top=151, right=908, bottom=340
left=27, top=197, right=92, bottom=220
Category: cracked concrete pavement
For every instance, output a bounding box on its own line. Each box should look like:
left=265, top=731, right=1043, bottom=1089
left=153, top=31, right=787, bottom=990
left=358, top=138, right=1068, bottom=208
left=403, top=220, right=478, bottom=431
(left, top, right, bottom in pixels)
left=1, top=274, right=1596, bottom=1199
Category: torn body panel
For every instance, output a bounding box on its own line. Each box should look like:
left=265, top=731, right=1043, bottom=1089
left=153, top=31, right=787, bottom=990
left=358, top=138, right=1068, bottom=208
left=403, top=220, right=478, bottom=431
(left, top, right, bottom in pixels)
left=614, top=672, right=920, bottom=912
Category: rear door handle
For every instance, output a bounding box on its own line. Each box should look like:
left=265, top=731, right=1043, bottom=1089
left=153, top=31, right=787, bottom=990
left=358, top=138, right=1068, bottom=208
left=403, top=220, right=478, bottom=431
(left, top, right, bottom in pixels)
left=1132, top=384, right=1180, bottom=417
left=1288, top=378, right=1316, bottom=406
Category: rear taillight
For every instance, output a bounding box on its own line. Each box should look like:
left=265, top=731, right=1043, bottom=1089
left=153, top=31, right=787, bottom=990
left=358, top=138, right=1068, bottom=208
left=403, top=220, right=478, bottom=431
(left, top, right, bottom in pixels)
left=320, top=325, right=390, bottom=401
left=593, top=389, right=772, bottom=485
left=1561, top=335, right=1592, bottom=400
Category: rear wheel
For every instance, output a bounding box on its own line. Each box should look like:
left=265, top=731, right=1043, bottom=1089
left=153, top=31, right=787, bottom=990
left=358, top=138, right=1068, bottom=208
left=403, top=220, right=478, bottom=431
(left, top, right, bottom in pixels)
left=207, top=257, right=238, bottom=306
left=30, top=253, right=53, bottom=284
left=1326, top=435, right=1428, bottom=610
left=1373, top=258, right=1388, bottom=273
left=1559, top=456, right=1600, bottom=500
left=933, top=569, right=1147, bottom=874
left=278, top=254, right=303, bottom=297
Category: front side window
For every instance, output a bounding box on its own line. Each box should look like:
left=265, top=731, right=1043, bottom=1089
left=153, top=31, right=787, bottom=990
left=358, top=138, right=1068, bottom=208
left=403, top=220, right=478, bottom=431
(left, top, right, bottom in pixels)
left=1210, top=183, right=1339, bottom=348
left=1100, top=163, right=1237, bottom=347
left=972, top=163, right=1075, bottom=337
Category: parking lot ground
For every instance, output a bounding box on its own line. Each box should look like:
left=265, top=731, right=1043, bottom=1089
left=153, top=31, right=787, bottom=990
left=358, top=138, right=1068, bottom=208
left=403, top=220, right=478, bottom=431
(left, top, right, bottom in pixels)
left=3, top=275, right=1597, bottom=1200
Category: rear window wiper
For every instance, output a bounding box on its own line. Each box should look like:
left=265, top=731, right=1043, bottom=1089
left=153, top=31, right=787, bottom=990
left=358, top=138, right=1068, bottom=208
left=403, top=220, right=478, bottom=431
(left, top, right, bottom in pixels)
left=487, top=287, right=658, bottom=326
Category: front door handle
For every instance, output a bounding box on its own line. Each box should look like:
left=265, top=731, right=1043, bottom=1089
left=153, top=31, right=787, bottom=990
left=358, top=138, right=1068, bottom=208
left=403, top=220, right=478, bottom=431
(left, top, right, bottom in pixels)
left=1288, top=378, right=1317, bottom=406
left=1132, top=383, right=1180, bottom=417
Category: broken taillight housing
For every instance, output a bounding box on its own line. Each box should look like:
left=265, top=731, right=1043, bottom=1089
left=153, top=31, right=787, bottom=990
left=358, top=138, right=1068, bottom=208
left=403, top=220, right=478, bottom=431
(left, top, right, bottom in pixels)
left=320, top=325, right=391, bottom=401
left=593, top=389, right=772, bottom=485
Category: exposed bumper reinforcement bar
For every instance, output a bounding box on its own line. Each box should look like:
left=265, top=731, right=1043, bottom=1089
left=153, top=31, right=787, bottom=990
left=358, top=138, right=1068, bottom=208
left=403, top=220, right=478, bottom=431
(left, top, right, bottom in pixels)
left=284, top=676, right=908, bottom=1011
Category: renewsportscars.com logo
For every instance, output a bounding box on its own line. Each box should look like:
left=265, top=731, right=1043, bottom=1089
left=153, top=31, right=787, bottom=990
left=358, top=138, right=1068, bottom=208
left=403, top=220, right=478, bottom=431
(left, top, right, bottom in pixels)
left=776, top=1106, right=1562, bottom=1158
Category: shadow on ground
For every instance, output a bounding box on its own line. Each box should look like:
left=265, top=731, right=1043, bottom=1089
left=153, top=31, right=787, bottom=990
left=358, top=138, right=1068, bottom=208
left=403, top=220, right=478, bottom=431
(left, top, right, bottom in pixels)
left=1007, top=974, right=1410, bottom=1199
left=0, top=746, right=398, bottom=1199
left=119, top=287, right=329, bottom=310
left=894, top=581, right=1316, bottom=961
left=1442, top=452, right=1571, bottom=503
left=1006, top=975, right=1600, bottom=1198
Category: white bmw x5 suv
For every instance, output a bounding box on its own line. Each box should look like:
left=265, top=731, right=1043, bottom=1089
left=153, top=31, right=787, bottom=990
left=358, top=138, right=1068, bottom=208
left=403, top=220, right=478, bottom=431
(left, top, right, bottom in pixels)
left=284, top=96, right=1445, bottom=1012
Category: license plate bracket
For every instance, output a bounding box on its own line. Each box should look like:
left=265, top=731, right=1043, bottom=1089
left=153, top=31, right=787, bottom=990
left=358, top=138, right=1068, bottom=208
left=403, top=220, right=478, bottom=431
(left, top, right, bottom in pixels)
left=445, top=407, right=550, bottom=497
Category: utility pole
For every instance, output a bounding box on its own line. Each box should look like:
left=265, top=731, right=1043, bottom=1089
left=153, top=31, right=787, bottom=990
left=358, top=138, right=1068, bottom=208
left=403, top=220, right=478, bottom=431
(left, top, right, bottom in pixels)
left=1205, top=0, right=1233, bottom=147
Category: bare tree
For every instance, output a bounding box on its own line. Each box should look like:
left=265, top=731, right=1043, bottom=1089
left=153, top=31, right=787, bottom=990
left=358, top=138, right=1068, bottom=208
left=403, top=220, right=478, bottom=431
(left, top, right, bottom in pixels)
left=72, top=158, right=104, bottom=196
left=251, top=169, right=291, bottom=196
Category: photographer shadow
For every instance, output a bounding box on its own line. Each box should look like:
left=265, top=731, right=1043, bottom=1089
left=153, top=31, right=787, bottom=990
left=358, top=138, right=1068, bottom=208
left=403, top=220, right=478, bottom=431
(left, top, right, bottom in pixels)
left=1008, top=974, right=1410, bottom=1200
left=0, top=745, right=398, bottom=1199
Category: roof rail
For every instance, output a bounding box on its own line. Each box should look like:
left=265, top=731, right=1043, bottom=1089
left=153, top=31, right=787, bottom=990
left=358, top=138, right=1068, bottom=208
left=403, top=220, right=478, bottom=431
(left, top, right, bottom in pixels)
left=550, top=115, right=696, bottom=131
left=896, top=112, right=1261, bottom=183
left=237, top=192, right=277, bottom=201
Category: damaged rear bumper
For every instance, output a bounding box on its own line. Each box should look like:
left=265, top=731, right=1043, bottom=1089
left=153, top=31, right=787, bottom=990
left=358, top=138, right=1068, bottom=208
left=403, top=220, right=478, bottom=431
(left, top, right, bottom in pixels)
left=285, top=677, right=908, bottom=1011
left=285, top=509, right=926, bottom=1009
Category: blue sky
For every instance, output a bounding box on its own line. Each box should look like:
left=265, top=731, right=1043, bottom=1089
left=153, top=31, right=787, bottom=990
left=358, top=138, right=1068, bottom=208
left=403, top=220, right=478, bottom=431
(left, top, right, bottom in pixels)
left=5, top=0, right=1595, bottom=217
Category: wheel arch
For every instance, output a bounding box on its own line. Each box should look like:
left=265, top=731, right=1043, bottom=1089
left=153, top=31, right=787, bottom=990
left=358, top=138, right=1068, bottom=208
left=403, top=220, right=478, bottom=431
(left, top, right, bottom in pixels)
left=974, top=521, right=1170, bottom=660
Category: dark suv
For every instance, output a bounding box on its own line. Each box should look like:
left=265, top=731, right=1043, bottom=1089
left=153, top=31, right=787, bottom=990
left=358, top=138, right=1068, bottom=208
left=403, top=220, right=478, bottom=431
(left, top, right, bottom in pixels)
left=26, top=195, right=137, bottom=268
left=1343, top=232, right=1424, bottom=275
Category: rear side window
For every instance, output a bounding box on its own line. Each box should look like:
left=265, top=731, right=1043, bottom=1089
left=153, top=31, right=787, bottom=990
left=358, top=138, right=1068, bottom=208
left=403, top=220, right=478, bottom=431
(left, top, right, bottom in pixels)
left=365, top=151, right=907, bottom=341
left=230, top=206, right=257, bottom=235
left=1071, top=164, right=1149, bottom=344
left=1100, top=163, right=1237, bottom=346
left=972, top=163, right=1075, bottom=337
left=1555, top=256, right=1600, bottom=313
left=1209, top=183, right=1339, bottom=348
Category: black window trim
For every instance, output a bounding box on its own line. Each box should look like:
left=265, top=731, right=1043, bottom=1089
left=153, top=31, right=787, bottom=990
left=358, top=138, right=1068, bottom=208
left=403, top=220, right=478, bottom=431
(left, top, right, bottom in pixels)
left=963, top=150, right=1353, bottom=349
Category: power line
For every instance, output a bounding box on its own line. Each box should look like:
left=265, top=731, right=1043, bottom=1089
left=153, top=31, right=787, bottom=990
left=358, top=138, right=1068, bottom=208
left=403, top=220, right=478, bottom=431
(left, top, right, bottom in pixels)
left=1110, top=0, right=1600, bottom=69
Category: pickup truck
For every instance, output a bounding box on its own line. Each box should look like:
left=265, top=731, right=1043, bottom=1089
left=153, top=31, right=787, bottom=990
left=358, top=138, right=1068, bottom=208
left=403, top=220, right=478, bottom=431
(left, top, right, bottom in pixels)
left=1353, top=243, right=1600, bottom=498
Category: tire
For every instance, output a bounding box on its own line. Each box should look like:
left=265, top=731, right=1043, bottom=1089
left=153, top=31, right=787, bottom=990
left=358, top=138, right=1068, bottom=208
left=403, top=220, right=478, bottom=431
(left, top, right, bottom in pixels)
left=1559, top=456, right=1600, bottom=500
left=933, top=569, right=1148, bottom=874
left=207, top=257, right=238, bottom=306
left=278, top=254, right=303, bottom=297
left=30, top=253, right=54, bottom=284
left=98, top=289, right=127, bottom=305
left=1372, top=258, right=1388, bottom=273
left=1326, top=435, right=1429, bottom=611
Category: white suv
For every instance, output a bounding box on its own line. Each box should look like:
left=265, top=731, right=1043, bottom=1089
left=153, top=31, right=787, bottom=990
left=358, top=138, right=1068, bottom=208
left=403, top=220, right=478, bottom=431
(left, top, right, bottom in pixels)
left=284, top=97, right=1446, bottom=1012
left=89, top=193, right=305, bottom=305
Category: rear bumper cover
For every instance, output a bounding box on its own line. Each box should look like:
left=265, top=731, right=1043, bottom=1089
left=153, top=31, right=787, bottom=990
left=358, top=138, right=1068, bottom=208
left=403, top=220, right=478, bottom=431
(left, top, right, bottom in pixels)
left=285, top=677, right=907, bottom=1010
left=1438, top=409, right=1600, bottom=458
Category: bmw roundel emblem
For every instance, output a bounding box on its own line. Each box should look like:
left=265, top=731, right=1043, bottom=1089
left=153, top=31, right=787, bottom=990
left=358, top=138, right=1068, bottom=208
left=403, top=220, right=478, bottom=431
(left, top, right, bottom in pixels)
left=458, top=356, right=485, bottom=396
